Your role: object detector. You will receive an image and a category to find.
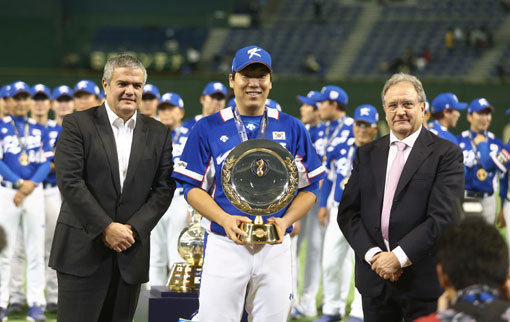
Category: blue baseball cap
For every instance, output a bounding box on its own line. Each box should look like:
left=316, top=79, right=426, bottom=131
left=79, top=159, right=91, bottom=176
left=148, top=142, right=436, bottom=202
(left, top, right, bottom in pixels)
left=99, top=89, right=106, bottom=100
left=227, top=97, right=236, bottom=108
left=31, top=84, right=51, bottom=99
left=142, top=84, right=160, bottom=99
left=265, top=98, right=281, bottom=111
left=0, top=85, right=10, bottom=98
left=52, top=85, right=73, bottom=100
left=73, top=80, right=100, bottom=97
left=354, top=104, right=379, bottom=125
left=468, top=97, right=494, bottom=114
left=232, top=46, right=272, bottom=73
left=506, top=108, right=510, bottom=116
left=316, top=85, right=348, bottom=106
left=202, top=82, right=227, bottom=97
left=424, top=99, right=430, bottom=113
left=297, top=90, right=322, bottom=108
left=9, top=81, right=31, bottom=97
left=431, top=93, right=468, bottom=113
left=159, top=92, right=184, bottom=109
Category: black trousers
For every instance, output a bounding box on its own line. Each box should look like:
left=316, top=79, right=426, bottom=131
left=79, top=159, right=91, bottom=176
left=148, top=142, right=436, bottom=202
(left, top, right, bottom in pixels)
left=361, top=283, right=437, bottom=322
left=57, top=255, right=141, bottom=322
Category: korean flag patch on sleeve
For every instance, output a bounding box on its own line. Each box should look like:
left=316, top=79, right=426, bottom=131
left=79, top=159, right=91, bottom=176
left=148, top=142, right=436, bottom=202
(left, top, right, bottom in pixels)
left=272, top=131, right=286, bottom=140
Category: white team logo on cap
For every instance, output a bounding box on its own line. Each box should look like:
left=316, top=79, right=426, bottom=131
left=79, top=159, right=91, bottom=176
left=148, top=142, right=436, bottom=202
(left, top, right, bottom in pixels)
left=77, top=81, right=88, bottom=89
left=479, top=98, right=489, bottom=107
left=360, top=107, right=370, bottom=116
left=14, top=82, right=25, bottom=90
left=59, top=86, right=69, bottom=93
left=179, top=99, right=184, bottom=108
left=213, top=83, right=223, bottom=90
left=247, top=47, right=262, bottom=59
left=330, top=91, right=339, bottom=100
left=34, top=84, right=45, bottom=92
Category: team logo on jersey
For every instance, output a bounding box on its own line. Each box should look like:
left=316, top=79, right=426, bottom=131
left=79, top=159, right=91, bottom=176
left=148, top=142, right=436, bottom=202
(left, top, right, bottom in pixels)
left=272, top=131, right=286, bottom=140
left=247, top=47, right=262, bottom=59
left=175, top=160, right=188, bottom=169
left=246, top=123, right=256, bottom=131
left=220, top=135, right=229, bottom=142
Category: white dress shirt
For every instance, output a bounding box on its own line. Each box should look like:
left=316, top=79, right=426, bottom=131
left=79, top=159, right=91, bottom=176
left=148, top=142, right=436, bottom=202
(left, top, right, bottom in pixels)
left=105, top=102, right=137, bottom=191
left=365, top=126, right=422, bottom=268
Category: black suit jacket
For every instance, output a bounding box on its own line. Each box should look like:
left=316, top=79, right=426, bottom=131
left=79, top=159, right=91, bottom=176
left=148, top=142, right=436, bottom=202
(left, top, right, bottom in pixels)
left=338, top=127, right=464, bottom=298
left=49, top=105, right=175, bottom=284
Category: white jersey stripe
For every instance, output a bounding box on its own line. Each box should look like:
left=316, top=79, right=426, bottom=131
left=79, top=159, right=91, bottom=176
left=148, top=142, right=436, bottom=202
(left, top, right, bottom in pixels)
left=173, top=167, right=203, bottom=182
left=309, top=165, right=327, bottom=179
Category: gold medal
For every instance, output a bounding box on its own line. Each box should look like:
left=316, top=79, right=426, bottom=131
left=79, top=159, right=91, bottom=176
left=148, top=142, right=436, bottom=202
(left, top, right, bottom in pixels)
left=18, top=152, right=29, bottom=166
left=341, top=176, right=350, bottom=190
left=476, top=168, right=488, bottom=181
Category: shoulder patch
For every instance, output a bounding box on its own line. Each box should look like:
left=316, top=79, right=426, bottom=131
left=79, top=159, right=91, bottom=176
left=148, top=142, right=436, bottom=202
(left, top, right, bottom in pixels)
left=2, top=116, right=12, bottom=123
left=488, top=132, right=495, bottom=139
left=344, top=117, right=354, bottom=126
left=461, top=130, right=469, bottom=137
left=219, top=108, right=234, bottom=122
left=267, top=108, right=279, bottom=119
left=28, top=118, right=36, bottom=125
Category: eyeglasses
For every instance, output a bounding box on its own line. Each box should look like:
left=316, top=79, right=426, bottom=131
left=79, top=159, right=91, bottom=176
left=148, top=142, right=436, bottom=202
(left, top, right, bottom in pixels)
left=355, top=121, right=377, bottom=128
left=385, top=100, right=421, bottom=112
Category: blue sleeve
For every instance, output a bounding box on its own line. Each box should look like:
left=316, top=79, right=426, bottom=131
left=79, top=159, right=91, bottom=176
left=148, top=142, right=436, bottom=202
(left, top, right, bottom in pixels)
left=29, top=161, right=51, bottom=183
left=0, top=160, right=21, bottom=183
left=478, top=141, right=498, bottom=171
left=319, top=177, right=332, bottom=207
left=300, top=180, right=319, bottom=199
left=294, top=120, right=326, bottom=186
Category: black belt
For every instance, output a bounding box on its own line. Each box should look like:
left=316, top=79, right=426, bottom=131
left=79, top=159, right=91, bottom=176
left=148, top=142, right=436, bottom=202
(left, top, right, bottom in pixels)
left=465, top=190, right=493, bottom=198
left=0, top=181, right=14, bottom=189
left=43, top=182, right=58, bottom=189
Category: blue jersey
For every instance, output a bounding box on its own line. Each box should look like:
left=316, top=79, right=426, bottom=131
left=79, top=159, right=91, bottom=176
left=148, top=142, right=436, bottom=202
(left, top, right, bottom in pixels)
left=172, top=107, right=326, bottom=236
left=181, top=114, right=204, bottom=133
left=322, top=116, right=354, bottom=161
left=457, top=130, right=503, bottom=194
left=0, top=115, right=52, bottom=183
left=43, top=119, right=62, bottom=185
left=306, top=123, right=325, bottom=160
left=172, top=125, right=191, bottom=189
left=428, top=120, right=458, bottom=145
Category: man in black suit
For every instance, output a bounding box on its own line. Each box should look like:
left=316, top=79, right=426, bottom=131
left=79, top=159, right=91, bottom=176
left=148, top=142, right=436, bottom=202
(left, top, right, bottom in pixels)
left=49, top=55, right=175, bottom=322
left=338, top=73, right=464, bottom=322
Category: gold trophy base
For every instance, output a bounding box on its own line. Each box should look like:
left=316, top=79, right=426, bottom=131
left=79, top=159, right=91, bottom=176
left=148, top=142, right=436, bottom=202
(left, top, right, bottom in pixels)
left=167, top=263, right=202, bottom=292
left=239, top=215, right=279, bottom=244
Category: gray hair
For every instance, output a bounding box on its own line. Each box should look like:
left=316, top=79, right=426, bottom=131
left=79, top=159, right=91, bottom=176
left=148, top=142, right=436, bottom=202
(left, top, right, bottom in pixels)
left=381, top=73, right=426, bottom=106
left=102, top=54, right=147, bottom=84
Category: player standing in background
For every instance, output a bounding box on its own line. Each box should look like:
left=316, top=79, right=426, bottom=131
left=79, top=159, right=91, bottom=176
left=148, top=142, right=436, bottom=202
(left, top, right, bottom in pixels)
left=0, top=85, right=10, bottom=118
left=149, top=92, right=190, bottom=286
left=51, top=85, right=75, bottom=126
left=181, top=81, right=227, bottom=132
left=290, top=90, right=325, bottom=319
left=457, top=98, right=503, bottom=224
left=139, top=84, right=160, bottom=119
left=428, top=93, right=467, bottom=144
left=173, top=46, right=326, bottom=321
left=73, top=79, right=101, bottom=111
left=0, top=81, right=51, bottom=321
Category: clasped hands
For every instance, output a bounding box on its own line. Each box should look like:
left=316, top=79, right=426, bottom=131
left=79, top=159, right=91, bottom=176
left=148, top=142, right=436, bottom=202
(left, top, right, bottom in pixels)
left=102, top=222, right=137, bottom=253
left=13, top=180, right=36, bottom=207
left=220, top=215, right=287, bottom=245
left=370, top=251, right=403, bottom=282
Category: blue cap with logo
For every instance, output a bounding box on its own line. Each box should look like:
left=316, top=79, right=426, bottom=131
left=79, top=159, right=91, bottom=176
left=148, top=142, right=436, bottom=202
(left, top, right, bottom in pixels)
left=202, top=82, right=227, bottom=97
left=265, top=98, right=281, bottom=111
left=73, top=80, right=100, bottom=97
left=424, top=99, right=430, bottom=113
left=143, top=84, right=160, bottom=99
left=316, top=85, right=348, bottom=106
left=232, top=46, right=272, bottom=73
left=52, top=85, right=73, bottom=100
left=468, top=97, right=493, bottom=114
left=431, top=93, right=467, bottom=113
left=159, top=92, right=184, bottom=109
left=9, top=81, right=31, bottom=97
left=227, top=97, right=236, bottom=108
left=298, top=90, right=322, bottom=108
left=354, top=104, right=379, bottom=124
left=31, top=84, right=51, bottom=99
left=0, top=85, right=10, bottom=98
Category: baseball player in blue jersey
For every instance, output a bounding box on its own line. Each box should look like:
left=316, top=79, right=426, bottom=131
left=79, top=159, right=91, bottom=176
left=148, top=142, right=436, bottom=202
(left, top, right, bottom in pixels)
left=51, top=85, right=74, bottom=126
left=0, top=81, right=51, bottom=321
left=149, top=92, right=190, bottom=286
left=422, top=99, right=430, bottom=128
left=140, top=84, right=160, bottom=119
left=181, top=81, right=227, bottom=132
left=290, top=90, right=325, bottom=319
left=428, top=93, right=467, bottom=144
left=0, top=85, right=9, bottom=118
left=173, top=46, right=326, bottom=322
left=457, top=98, right=503, bottom=224
left=73, top=79, right=101, bottom=111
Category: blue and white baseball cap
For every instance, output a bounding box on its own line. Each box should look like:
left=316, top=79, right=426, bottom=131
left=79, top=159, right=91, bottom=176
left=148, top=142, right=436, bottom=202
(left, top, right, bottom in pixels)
left=142, top=84, right=160, bottom=99
left=52, top=85, right=73, bottom=100
left=424, top=99, right=430, bottom=113
left=31, top=84, right=51, bottom=99
left=468, top=97, right=493, bottom=114
left=265, top=98, right=281, bottom=111
left=73, top=80, right=100, bottom=97
left=0, top=85, right=10, bottom=98
left=232, top=46, right=272, bottom=73
left=297, top=90, right=322, bottom=108
left=202, top=82, right=227, bottom=97
left=9, top=81, right=31, bottom=97
left=227, top=97, right=236, bottom=108
left=159, top=92, right=184, bottom=109
left=354, top=104, right=379, bottom=124
left=316, top=85, right=348, bottom=106
left=431, top=93, right=468, bottom=113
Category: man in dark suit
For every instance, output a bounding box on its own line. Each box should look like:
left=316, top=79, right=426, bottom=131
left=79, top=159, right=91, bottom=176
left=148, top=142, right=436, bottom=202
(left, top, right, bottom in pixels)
left=49, top=55, right=175, bottom=322
left=338, top=73, right=464, bottom=322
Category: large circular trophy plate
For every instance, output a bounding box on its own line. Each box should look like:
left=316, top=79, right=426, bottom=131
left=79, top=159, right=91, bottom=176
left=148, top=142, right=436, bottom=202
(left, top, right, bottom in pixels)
left=222, top=138, right=298, bottom=244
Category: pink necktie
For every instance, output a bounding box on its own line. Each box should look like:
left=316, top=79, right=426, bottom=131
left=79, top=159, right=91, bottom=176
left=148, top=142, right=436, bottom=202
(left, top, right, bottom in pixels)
left=381, top=141, right=407, bottom=242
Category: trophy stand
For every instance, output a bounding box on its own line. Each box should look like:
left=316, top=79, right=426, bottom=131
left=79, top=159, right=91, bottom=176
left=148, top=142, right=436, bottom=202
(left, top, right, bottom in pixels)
left=167, top=209, right=205, bottom=292
left=239, top=215, right=279, bottom=244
